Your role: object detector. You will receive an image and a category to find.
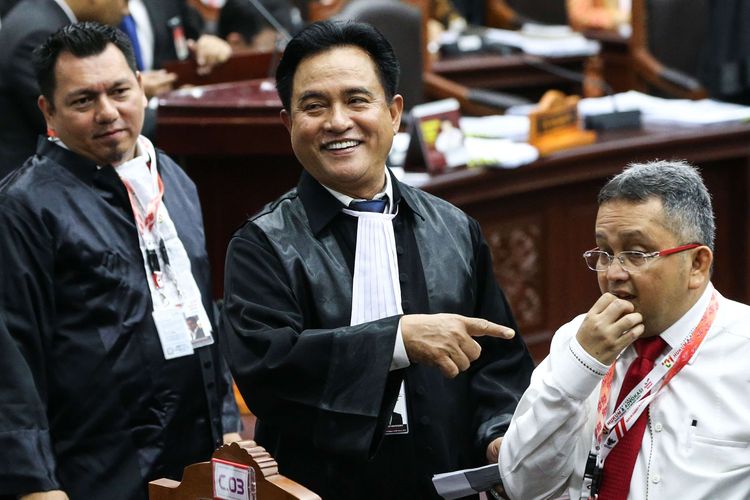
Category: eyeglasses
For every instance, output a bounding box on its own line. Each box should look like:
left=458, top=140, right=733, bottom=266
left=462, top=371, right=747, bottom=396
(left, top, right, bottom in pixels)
left=583, top=244, right=701, bottom=273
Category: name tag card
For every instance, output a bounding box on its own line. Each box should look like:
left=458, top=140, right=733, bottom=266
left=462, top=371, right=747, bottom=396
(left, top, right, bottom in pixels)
left=152, top=307, right=194, bottom=359
left=212, top=458, right=256, bottom=500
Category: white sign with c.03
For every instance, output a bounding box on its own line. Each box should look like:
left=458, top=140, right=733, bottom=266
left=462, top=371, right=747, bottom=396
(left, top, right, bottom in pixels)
left=212, top=458, right=256, bottom=500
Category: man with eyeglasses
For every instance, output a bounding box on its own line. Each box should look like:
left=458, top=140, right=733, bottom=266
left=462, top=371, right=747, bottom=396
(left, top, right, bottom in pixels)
left=496, top=160, right=750, bottom=499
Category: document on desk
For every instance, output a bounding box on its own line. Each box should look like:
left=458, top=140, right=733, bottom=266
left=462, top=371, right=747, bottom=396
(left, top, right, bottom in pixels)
left=579, top=90, right=750, bottom=126
left=432, top=463, right=501, bottom=499
left=482, top=24, right=600, bottom=57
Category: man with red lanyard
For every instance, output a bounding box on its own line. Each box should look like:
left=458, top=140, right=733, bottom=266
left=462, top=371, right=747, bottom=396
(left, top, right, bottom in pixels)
left=0, top=22, right=239, bottom=499
left=497, top=160, right=750, bottom=499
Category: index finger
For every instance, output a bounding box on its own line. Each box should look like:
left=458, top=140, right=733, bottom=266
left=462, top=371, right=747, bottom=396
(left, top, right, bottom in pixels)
left=464, top=317, right=515, bottom=339
left=589, top=292, right=619, bottom=315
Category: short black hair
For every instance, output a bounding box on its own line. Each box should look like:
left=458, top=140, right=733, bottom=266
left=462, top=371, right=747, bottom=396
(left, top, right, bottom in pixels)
left=33, top=22, right=136, bottom=106
left=275, top=20, right=400, bottom=110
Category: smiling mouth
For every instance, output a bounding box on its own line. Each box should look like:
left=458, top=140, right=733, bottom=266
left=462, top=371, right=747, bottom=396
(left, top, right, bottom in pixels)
left=322, top=139, right=361, bottom=151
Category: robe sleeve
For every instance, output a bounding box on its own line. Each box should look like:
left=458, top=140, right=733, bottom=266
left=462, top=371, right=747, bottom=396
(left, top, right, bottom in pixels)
left=220, top=223, right=402, bottom=459
left=0, top=196, right=60, bottom=493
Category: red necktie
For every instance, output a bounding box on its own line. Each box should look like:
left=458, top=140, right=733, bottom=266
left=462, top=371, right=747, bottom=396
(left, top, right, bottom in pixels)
left=597, top=336, right=667, bottom=500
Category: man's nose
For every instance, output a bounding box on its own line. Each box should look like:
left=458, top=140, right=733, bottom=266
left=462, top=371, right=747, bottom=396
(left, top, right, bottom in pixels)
left=325, top=104, right=353, bottom=131
left=95, top=96, right=119, bottom=123
left=605, top=257, right=630, bottom=280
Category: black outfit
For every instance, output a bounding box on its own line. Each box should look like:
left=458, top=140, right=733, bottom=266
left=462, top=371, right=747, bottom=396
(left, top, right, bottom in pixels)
left=221, top=170, right=534, bottom=499
left=699, top=0, right=750, bottom=104
left=218, top=0, right=300, bottom=43
left=141, top=0, right=204, bottom=69
left=0, top=0, right=68, bottom=178
left=0, top=138, right=237, bottom=499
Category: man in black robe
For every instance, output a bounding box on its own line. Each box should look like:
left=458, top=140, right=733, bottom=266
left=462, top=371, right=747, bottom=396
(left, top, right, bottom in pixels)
left=221, top=20, right=534, bottom=499
left=0, top=22, right=238, bottom=499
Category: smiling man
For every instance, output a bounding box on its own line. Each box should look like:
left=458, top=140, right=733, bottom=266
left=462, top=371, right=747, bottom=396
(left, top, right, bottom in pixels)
left=0, top=23, right=239, bottom=499
left=220, top=20, right=533, bottom=500
left=498, top=160, right=750, bottom=499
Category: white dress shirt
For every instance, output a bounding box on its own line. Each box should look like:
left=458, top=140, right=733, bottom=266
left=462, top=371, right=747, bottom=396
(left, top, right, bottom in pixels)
left=499, top=283, right=750, bottom=499
left=128, top=0, right=154, bottom=71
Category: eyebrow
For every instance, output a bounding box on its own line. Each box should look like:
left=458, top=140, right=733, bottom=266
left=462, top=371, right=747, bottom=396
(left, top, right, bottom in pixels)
left=64, top=78, right=132, bottom=101
left=296, top=87, right=375, bottom=106
left=595, top=229, right=655, bottom=244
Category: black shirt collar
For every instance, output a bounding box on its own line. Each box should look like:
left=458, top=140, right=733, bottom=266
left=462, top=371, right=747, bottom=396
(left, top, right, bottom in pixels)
left=37, top=136, right=100, bottom=184
left=298, top=168, right=424, bottom=236
left=36, top=136, right=130, bottom=208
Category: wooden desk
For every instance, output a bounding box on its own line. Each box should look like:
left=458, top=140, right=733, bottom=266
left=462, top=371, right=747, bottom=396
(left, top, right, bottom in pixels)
left=157, top=81, right=750, bottom=361
left=422, top=124, right=750, bottom=361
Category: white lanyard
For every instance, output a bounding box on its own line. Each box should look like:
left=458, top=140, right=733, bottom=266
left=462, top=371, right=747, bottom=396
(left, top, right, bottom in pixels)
left=116, top=137, right=214, bottom=358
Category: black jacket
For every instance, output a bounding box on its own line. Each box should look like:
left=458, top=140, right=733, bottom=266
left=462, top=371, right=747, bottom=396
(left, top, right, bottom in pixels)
left=222, top=170, right=534, bottom=499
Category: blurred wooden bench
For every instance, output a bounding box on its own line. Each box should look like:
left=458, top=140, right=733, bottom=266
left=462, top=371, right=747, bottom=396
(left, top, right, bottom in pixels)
left=149, top=440, right=320, bottom=500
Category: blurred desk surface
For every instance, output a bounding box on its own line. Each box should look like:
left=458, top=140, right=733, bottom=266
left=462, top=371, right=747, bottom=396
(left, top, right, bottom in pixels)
left=432, top=52, right=586, bottom=98
left=432, top=30, right=633, bottom=99
left=157, top=78, right=750, bottom=361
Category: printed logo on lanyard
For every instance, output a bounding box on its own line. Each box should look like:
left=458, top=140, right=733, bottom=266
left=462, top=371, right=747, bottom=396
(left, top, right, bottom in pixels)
left=580, top=291, right=719, bottom=499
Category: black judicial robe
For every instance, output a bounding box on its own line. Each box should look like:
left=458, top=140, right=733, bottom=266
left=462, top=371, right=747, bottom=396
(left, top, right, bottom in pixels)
left=221, top=171, right=534, bottom=499
left=0, top=139, right=233, bottom=499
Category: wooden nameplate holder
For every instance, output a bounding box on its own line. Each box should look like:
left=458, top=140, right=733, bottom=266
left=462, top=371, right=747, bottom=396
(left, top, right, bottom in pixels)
left=528, top=90, right=596, bottom=156
left=148, top=440, right=321, bottom=499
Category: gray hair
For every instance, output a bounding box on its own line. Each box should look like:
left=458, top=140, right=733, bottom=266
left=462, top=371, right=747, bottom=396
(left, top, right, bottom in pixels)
left=597, top=160, right=715, bottom=251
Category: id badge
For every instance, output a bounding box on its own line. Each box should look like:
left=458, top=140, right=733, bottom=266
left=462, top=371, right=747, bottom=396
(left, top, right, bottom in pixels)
left=153, top=307, right=195, bottom=359
left=385, top=382, right=409, bottom=435
left=183, top=299, right=215, bottom=348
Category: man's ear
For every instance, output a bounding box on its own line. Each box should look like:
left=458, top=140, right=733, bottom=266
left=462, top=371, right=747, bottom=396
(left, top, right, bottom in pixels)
left=136, top=71, right=148, bottom=108
left=389, top=94, right=404, bottom=134
left=38, top=95, right=54, bottom=129
left=688, top=246, right=713, bottom=289
left=280, top=109, right=291, bottom=132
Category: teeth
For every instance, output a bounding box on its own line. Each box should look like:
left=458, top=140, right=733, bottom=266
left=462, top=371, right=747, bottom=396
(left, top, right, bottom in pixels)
left=325, top=140, right=358, bottom=150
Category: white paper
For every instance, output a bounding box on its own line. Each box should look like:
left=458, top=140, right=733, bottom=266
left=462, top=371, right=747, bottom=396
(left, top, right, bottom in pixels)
left=482, top=25, right=600, bottom=57
left=578, top=90, right=750, bottom=127
left=432, top=463, right=502, bottom=499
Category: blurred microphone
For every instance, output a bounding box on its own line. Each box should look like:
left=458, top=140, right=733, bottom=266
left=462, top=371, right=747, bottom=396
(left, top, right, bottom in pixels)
left=245, top=0, right=293, bottom=46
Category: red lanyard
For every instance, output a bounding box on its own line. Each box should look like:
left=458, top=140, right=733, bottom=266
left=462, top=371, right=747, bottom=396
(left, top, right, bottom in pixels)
left=594, top=291, right=718, bottom=445
left=121, top=169, right=164, bottom=236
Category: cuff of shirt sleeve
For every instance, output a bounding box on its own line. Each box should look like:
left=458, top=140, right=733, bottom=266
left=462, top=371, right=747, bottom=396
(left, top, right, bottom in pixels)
left=390, top=319, right=411, bottom=371
left=550, top=336, right=609, bottom=400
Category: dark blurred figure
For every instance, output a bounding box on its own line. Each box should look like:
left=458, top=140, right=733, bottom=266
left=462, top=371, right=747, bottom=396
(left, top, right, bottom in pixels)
left=699, top=0, right=750, bottom=104
left=218, top=0, right=301, bottom=51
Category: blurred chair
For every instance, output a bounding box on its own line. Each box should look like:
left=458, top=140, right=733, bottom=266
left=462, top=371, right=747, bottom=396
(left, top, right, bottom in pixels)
left=149, top=441, right=320, bottom=500
left=629, top=0, right=709, bottom=99
left=334, top=0, right=530, bottom=114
